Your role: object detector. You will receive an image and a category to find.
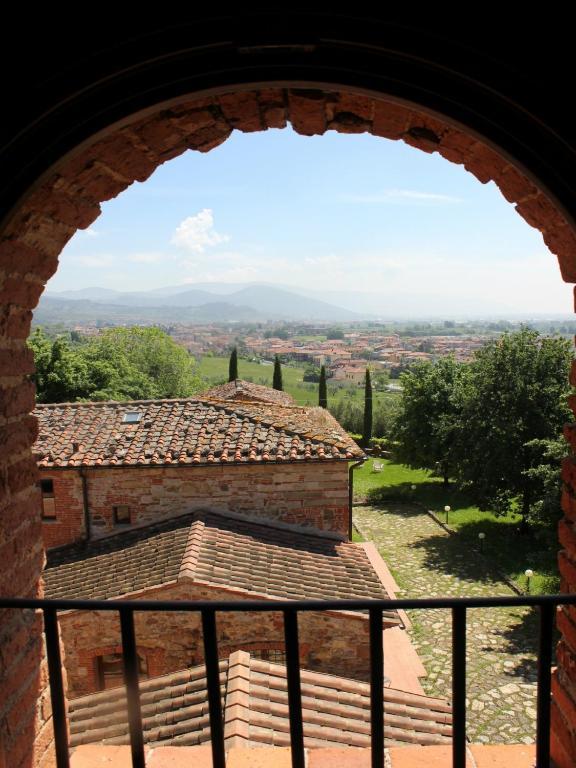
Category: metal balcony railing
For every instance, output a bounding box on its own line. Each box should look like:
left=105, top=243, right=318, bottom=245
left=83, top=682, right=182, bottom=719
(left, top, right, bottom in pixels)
left=2, top=593, right=575, bottom=768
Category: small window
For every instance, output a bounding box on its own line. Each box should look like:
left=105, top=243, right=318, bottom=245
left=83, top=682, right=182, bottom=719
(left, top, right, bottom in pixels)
left=40, top=479, right=56, bottom=520
left=123, top=412, right=142, bottom=424
left=95, top=652, right=148, bottom=690
left=113, top=505, right=131, bottom=525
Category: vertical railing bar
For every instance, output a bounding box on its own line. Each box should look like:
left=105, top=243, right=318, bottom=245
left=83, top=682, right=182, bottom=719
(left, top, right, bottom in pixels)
left=452, top=606, right=467, bottom=768
left=43, top=608, right=70, bottom=768
left=536, top=603, right=554, bottom=768
left=370, top=607, right=384, bottom=768
left=283, top=609, right=305, bottom=768
left=119, top=607, right=146, bottom=768
left=202, top=608, right=226, bottom=768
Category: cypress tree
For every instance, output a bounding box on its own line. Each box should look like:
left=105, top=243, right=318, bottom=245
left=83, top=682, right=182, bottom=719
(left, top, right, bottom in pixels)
left=319, top=364, right=328, bottom=408
left=273, top=355, right=283, bottom=391
left=228, top=347, right=238, bottom=382
left=363, top=367, right=372, bottom=447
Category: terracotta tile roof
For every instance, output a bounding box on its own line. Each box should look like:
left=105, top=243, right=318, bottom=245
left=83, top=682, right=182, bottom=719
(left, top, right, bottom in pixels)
left=44, top=511, right=399, bottom=624
left=68, top=651, right=452, bottom=749
left=34, top=397, right=363, bottom=468
left=198, top=379, right=296, bottom=406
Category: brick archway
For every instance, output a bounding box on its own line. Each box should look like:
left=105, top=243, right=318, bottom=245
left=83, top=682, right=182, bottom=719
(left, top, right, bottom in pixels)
left=2, top=86, right=576, bottom=768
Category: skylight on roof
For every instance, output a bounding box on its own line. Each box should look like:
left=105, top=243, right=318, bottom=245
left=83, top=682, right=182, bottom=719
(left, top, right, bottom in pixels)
left=123, top=412, right=143, bottom=424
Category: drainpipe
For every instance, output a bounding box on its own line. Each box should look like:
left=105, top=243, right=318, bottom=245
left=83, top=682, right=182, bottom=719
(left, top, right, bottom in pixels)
left=348, top=457, right=368, bottom=541
left=79, top=467, right=91, bottom=542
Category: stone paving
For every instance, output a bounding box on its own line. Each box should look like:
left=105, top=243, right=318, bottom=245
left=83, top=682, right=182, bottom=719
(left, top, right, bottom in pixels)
left=354, top=503, right=541, bottom=745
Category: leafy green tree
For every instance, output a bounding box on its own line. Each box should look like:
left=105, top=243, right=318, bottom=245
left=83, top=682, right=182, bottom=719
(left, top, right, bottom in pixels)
left=82, top=327, right=200, bottom=400
left=29, top=328, right=90, bottom=402
left=319, top=365, right=328, bottom=408
left=393, top=356, right=469, bottom=486
left=457, top=329, right=572, bottom=525
left=329, top=398, right=363, bottom=434
left=228, top=347, right=238, bottom=382
left=363, top=368, right=373, bottom=447
left=521, top=437, right=568, bottom=529
left=303, top=364, right=320, bottom=382
left=29, top=326, right=201, bottom=402
left=273, top=355, right=283, bottom=391
left=372, top=395, right=401, bottom=440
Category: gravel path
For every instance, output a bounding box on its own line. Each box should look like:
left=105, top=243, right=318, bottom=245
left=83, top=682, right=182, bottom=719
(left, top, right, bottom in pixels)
left=354, top=503, right=540, bottom=744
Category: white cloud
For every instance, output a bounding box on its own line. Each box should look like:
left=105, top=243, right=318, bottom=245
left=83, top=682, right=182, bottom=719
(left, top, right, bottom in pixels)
left=344, top=189, right=462, bottom=204
left=171, top=209, right=229, bottom=253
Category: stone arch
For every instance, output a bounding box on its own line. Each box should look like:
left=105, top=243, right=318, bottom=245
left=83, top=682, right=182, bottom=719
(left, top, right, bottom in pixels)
left=2, top=85, right=576, bottom=767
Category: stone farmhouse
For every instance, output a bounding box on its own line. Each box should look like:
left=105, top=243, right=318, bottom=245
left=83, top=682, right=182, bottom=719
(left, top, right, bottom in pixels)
left=38, top=379, right=436, bottom=743
left=34, top=380, right=364, bottom=550
left=43, top=508, right=407, bottom=698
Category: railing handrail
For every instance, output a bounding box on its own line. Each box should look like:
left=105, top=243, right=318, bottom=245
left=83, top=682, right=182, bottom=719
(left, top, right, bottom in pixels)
left=2, top=592, right=575, bottom=612
left=2, top=592, right=571, bottom=768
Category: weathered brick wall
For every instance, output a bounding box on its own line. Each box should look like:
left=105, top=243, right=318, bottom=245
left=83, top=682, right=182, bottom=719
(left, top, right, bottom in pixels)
left=39, top=472, right=84, bottom=550
left=0, top=85, right=575, bottom=765
left=553, top=428, right=576, bottom=768
left=40, top=462, right=350, bottom=548
left=58, top=582, right=373, bottom=698
left=0, top=339, right=53, bottom=764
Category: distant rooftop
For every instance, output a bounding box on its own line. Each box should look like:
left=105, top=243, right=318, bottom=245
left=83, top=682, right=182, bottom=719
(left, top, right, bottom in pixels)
left=199, top=378, right=296, bottom=406
left=34, top=395, right=363, bottom=468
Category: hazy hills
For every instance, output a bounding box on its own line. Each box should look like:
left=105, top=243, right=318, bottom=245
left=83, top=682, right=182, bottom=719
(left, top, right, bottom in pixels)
left=39, top=284, right=365, bottom=324
left=40, top=280, right=567, bottom=325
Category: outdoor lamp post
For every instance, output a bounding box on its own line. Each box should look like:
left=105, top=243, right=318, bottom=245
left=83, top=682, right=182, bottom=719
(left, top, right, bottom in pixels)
left=525, top=568, right=534, bottom=594
left=478, top=532, right=486, bottom=553
left=444, top=505, right=451, bottom=524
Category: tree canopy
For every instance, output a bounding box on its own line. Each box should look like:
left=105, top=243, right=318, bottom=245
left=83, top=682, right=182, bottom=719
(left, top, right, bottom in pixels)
left=228, top=347, right=238, bottom=382
left=393, top=356, right=469, bottom=486
left=457, top=329, right=572, bottom=522
left=362, top=368, right=373, bottom=447
left=392, top=329, right=572, bottom=527
left=273, top=355, right=283, bottom=391
left=29, top=326, right=202, bottom=403
left=319, top=365, right=327, bottom=408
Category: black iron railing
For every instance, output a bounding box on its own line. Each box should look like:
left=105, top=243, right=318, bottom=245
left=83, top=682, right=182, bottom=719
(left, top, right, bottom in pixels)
left=2, top=594, right=574, bottom=768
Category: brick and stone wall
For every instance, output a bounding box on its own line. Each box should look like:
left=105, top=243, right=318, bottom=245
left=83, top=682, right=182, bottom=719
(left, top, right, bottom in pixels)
left=58, top=582, right=374, bottom=699
left=40, top=462, right=351, bottom=549
left=553, top=446, right=576, bottom=767
left=0, top=84, right=575, bottom=766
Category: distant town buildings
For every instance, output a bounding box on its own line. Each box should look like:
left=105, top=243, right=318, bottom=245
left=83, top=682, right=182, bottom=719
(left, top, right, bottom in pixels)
left=68, top=321, right=505, bottom=381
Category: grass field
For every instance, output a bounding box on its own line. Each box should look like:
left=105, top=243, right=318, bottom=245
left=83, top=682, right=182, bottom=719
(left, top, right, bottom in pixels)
left=353, top=458, right=560, bottom=594
left=196, top=355, right=394, bottom=408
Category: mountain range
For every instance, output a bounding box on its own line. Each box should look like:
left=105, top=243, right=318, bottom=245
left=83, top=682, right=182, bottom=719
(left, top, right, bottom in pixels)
left=38, top=285, right=366, bottom=324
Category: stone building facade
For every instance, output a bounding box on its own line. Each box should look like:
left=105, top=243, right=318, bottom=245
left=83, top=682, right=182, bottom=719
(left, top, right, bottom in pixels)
left=35, top=385, right=363, bottom=550
left=43, top=510, right=402, bottom=698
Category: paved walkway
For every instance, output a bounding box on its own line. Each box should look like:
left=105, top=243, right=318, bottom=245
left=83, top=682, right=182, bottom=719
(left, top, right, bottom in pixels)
left=354, top=503, right=539, bottom=745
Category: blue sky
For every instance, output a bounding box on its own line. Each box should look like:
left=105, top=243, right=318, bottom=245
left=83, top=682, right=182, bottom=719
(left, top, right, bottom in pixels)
left=50, top=127, right=573, bottom=315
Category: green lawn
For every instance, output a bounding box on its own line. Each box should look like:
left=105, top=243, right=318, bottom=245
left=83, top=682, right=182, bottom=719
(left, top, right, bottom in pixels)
left=353, top=458, right=560, bottom=594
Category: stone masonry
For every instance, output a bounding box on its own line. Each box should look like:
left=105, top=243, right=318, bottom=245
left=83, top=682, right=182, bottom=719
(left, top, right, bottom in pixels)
left=40, top=462, right=351, bottom=549
left=58, top=582, right=375, bottom=699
